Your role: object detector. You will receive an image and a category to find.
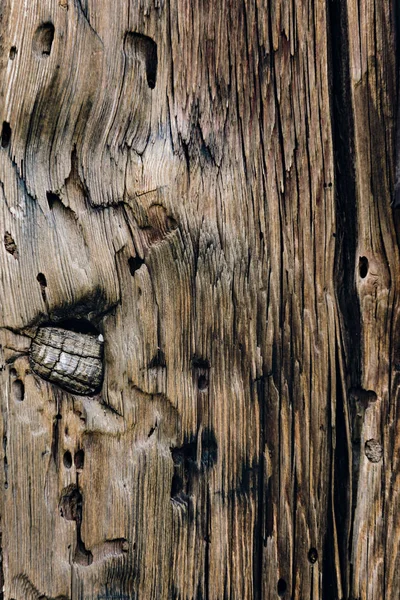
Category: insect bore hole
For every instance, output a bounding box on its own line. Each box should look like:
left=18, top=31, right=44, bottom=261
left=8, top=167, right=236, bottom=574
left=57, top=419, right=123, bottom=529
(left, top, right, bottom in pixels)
left=74, top=449, right=85, bottom=469
left=124, top=32, right=158, bottom=89
left=63, top=450, right=72, bottom=469
left=277, top=578, right=287, bottom=596
left=1, top=122, right=11, bottom=148
left=46, top=190, right=61, bottom=209
left=359, top=256, right=369, bottom=278
left=308, top=547, right=318, bottom=563
left=198, top=374, right=208, bottom=391
left=37, top=273, right=47, bottom=287
left=33, top=22, right=55, bottom=57
left=9, top=46, right=17, bottom=60
left=128, top=255, right=145, bottom=275
left=12, top=379, right=24, bottom=402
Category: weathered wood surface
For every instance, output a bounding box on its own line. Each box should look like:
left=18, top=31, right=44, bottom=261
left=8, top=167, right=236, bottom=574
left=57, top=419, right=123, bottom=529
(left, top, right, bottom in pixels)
left=0, top=0, right=398, bottom=599
left=30, top=327, right=104, bottom=395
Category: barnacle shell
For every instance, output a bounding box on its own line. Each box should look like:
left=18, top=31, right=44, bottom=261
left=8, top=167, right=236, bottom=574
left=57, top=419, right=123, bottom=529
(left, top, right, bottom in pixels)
left=30, top=327, right=104, bottom=395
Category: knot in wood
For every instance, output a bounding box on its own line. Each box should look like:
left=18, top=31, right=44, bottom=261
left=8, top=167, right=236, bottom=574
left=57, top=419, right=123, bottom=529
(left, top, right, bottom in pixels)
left=29, top=327, right=104, bottom=395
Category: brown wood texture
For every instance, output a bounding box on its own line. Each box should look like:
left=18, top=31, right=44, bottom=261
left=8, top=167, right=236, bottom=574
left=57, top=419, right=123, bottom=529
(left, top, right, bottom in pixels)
left=0, top=1, right=398, bottom=599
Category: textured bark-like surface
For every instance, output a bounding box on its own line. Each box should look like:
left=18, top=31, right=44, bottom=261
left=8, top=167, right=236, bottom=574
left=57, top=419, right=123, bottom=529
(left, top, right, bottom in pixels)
left=0, top=1, right=397, bottom=599
left=30, top=327, right=104, bottom=395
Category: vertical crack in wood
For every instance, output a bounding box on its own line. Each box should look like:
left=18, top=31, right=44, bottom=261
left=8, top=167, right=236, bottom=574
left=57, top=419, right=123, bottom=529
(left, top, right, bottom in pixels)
left=0, top=527, right=4, bottom=600
left=327, top=0, right=362, bottom=596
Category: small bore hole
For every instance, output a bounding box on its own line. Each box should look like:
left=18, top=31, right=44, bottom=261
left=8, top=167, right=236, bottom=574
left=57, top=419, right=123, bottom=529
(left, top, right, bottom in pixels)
left=37, top=272, right=47, bottom=287
left=46, top=190, right=61, bottom=209
left=33, top=22, right=55, bottom=57
left=1, top=122, right=11, bottom=148
left=198, top=374, right=208, bottom=391
left=128, top=255, right=145, bottom=275
left=148, top=349, right=166, bottom=368
left=9, top=368, right=17, bottom=378
left=359, top=256, right=369, bottom=278
left=124, top=32, right=158, bottom=89
left=277, top=579, right=287, bottom=596
left=74, top=449, right=85, bottom=469
left=12, top=379, right=24, bottom=402
left=63, top=450, right=72, bottom=469
left=308, top=547, right=318, bottom=563
left=9, top=46, right=17, bottom=60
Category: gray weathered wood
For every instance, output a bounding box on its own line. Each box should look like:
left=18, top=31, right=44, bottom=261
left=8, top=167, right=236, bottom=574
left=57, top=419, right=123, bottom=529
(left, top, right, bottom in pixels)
left=0, top=0, right=398, bottom=599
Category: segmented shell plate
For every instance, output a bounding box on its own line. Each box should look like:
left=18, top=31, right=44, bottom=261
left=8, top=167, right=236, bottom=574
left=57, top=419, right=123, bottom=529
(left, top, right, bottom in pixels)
left=30, top=327, right=104, bottom=395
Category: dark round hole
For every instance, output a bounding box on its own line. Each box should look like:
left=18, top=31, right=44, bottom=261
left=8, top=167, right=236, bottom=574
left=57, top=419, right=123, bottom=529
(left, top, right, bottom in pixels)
left=9, top=46, right=17, bottom=60
left=74, top=449, right=85, bottom=469
left=9, top=367, right=17, bottom=378
left=46, top=190, right=60, bottom=209
left=1, top=122, right=11, bottom=148
left=198, top=374, right=208, bottom=391
left=277, top=578, right=287, bottom=596
left=359, top=256, right=369, bottom=278
left=63, top=451, right=72, bottom=469
left=37, top=272, right=47, bottom=286
left=33, top=22, right=55, bottom=57
left=12, top=379, right=24, bottom=402
left=128, top=255, right=144, bottom=275
left=308, top=547, right=318, bottom=563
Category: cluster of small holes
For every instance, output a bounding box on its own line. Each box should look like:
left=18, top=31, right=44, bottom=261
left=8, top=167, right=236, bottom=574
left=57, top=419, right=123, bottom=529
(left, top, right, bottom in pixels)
left=63, top=449, right=85, bottom=469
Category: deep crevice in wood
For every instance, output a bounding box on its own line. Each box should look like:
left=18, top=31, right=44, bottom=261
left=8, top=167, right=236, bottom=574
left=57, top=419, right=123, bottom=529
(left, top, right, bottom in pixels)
left=329, top=0, right=363, bottom=594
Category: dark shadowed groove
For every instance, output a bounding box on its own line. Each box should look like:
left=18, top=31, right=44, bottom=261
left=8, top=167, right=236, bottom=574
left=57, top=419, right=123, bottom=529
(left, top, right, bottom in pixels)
left=0, top=530, right=3, bottom=600
left=328, top=0, right=360, bottom=597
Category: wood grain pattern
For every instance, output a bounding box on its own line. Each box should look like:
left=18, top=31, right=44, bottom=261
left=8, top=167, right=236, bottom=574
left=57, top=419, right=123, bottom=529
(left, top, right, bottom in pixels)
left=0, top=0, right=397, bottom=599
